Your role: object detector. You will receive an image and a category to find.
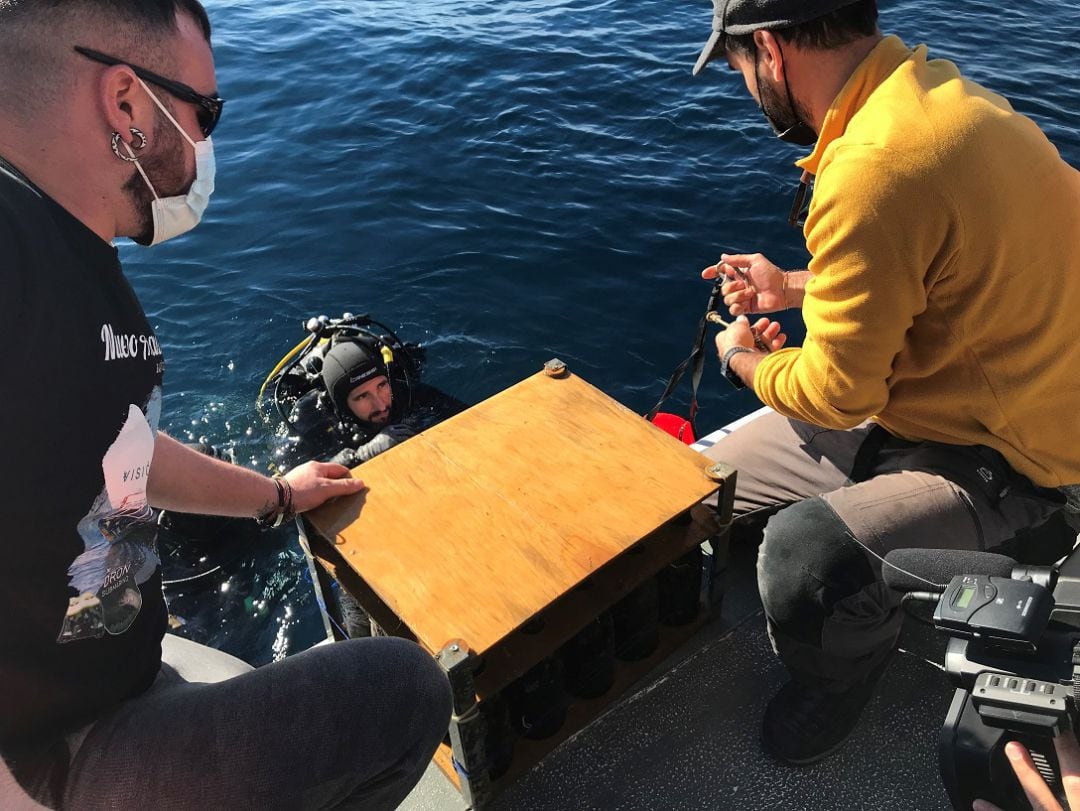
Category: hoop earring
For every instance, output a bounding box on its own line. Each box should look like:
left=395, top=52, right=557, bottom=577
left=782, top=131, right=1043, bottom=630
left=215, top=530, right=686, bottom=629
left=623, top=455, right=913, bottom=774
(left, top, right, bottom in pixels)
left=110, top=127, right=148, bottom=162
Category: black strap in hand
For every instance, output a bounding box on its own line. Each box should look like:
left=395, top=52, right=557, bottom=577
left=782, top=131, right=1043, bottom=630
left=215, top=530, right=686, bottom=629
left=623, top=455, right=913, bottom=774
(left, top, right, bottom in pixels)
left=645, top=279, right=724, bottom=435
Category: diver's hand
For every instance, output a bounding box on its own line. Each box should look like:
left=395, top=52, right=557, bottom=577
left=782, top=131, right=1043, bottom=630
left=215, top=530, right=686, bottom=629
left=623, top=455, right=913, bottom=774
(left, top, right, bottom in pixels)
left=973, top=734, right=1080, bottom=811
left=282, top=460, right=366, bottom=514
left=354, top=424, right=416, bottom=463
left=702, top=252, right=788, bottom=316
left=328, top=447, right=362, bottom=469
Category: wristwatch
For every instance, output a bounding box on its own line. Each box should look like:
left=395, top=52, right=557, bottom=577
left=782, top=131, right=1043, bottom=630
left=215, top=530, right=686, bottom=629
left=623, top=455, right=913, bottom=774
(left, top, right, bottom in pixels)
left=720, top=346, right=754, bottom=389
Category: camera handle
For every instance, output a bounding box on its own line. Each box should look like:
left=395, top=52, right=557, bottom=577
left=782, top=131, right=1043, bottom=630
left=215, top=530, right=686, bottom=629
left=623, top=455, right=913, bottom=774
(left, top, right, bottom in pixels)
left=971, top=672, right=1071, bottom=737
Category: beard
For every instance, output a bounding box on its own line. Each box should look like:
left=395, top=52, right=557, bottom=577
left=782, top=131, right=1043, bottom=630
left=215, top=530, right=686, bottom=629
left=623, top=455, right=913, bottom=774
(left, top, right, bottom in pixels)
left=123, top=104, right=192, bottom=246
left=755, top=65, right=813, bottom=139
left=366, top=409, right=392, bottom=429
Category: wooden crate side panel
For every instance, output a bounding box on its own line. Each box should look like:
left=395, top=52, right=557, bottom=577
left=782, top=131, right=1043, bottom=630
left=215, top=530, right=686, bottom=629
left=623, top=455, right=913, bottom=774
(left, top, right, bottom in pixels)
left=473, top=503, right=721, bottom=697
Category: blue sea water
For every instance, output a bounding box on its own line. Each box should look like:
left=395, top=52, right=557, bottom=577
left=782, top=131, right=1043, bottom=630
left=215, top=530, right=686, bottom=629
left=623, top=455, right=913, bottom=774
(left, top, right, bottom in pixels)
left=139, top=0, right=1080, bottom=664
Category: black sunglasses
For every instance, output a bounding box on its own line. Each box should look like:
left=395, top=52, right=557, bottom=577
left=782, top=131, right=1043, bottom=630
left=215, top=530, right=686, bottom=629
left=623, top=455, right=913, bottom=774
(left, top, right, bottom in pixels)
left=74, top=45, right=224, bottom=137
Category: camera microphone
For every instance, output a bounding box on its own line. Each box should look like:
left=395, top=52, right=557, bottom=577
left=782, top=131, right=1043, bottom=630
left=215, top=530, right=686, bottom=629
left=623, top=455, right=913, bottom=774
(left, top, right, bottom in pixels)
left=882, top=548, right=1017, bottom=594
left=883, top=548, right=1055, bottom=653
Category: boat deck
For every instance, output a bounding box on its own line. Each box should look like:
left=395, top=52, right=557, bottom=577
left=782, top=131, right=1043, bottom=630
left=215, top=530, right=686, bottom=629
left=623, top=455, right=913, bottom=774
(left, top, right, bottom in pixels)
left=402, top=531, right=955, bottom=810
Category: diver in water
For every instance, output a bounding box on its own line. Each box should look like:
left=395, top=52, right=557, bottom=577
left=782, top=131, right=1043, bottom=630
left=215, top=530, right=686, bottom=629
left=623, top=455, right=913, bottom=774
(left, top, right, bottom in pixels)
left=163, top=317, right=466, bottom=542
left=281, top=330, right=466, bottom=472
left=162, top=318, right=466, bottom=638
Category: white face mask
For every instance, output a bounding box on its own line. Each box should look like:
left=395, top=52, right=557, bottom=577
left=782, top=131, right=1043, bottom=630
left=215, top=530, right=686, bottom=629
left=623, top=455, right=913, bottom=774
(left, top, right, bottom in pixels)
left=127, top=78, right=216, bottom=246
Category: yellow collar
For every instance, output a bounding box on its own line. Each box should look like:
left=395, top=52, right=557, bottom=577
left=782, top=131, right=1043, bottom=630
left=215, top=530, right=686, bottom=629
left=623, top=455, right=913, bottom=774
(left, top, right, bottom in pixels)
left=795, top=35, right=916, bottom=175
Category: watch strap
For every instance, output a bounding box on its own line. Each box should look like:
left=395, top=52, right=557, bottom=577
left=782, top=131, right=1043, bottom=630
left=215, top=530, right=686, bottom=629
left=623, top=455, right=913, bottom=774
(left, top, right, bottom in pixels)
left=721, top=346, right=754, bottom=390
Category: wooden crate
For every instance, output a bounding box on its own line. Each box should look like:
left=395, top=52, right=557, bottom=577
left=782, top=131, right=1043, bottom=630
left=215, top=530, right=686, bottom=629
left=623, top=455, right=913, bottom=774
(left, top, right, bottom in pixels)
left=302, top=361, right=736, bottom=808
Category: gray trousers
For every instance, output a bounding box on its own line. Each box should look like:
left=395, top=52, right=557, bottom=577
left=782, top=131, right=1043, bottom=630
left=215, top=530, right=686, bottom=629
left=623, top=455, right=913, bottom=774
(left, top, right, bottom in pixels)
left=703, top=411, right=1064, bottom=690
left=36, top=634, right=450, bottom=810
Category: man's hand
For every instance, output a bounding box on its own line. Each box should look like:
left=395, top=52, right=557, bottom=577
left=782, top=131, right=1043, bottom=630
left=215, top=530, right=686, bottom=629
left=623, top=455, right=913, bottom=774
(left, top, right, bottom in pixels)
left=973, top=734, right=1080, bottom=811
left=702, top=252, right=788, bottom=315
left=148, top=435, right=365, bottom=519
left=281, top=460, right=367, bottom=515
left=715, top=315, right=786, bottom=357
left=713, top=316, right=786, bottom=392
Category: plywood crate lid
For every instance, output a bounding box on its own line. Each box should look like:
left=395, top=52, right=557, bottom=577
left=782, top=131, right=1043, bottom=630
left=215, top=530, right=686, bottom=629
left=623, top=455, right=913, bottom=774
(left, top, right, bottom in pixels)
left=305, top=367, right=720, bottom=656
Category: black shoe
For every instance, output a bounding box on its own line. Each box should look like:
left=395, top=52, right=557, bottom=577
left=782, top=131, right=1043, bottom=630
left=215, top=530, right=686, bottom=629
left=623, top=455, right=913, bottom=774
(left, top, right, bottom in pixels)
left=761, top=676, right=880, bottom=766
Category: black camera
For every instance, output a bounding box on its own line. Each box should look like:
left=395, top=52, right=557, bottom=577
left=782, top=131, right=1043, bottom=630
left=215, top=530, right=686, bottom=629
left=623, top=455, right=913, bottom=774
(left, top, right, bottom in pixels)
left=884, top=545, right=1080, bottom=810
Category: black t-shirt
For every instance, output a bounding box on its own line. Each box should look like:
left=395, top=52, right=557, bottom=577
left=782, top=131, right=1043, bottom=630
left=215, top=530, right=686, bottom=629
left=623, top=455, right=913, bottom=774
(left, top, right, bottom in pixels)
left=0, top=159, right=167, bottom=753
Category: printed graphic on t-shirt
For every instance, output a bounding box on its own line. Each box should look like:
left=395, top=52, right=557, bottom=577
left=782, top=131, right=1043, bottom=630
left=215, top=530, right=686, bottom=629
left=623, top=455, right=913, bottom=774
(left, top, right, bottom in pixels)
left=57, top=388, right=162, bottom=643
left=100, top=322, right=162, bottom=365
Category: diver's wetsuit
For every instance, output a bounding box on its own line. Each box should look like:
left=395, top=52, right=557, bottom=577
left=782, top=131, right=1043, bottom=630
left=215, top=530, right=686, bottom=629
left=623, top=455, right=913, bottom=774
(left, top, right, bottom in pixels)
left=279, top=381, right=466, bottom=473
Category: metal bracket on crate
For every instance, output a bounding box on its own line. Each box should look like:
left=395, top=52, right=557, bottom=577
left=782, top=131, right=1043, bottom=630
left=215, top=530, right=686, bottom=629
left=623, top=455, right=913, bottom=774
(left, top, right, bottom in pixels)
left=703, top=462, right=738, bottom=618
left=436, top=639, right=492, bottom=810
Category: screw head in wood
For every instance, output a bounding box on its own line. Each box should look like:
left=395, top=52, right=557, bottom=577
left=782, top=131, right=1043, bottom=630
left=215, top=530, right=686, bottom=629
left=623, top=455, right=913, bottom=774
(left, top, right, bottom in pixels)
left=705, top=462, right=734, bottom=482
left=543, top=358, right=568, bottom=377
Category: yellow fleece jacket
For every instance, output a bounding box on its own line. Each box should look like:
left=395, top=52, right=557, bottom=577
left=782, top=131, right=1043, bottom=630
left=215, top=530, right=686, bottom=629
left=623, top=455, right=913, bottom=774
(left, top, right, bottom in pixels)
left=753, top=36, right=1080, bottom=488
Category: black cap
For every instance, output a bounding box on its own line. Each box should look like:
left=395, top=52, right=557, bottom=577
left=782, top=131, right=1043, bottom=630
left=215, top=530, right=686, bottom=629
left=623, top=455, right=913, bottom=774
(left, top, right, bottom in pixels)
left=321, top=337, right=389, bottom=416
left=693, top=0, right=864, bottom=75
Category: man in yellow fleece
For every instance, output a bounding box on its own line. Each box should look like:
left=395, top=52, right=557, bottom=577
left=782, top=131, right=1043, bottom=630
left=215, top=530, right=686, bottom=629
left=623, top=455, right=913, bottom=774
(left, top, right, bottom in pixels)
left=691, top=0, right=1080, bottom=765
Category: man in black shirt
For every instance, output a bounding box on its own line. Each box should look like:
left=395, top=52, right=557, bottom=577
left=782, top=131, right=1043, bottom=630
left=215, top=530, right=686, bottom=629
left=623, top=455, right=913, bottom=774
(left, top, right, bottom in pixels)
left=0, top=2, right=450, bottom=808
